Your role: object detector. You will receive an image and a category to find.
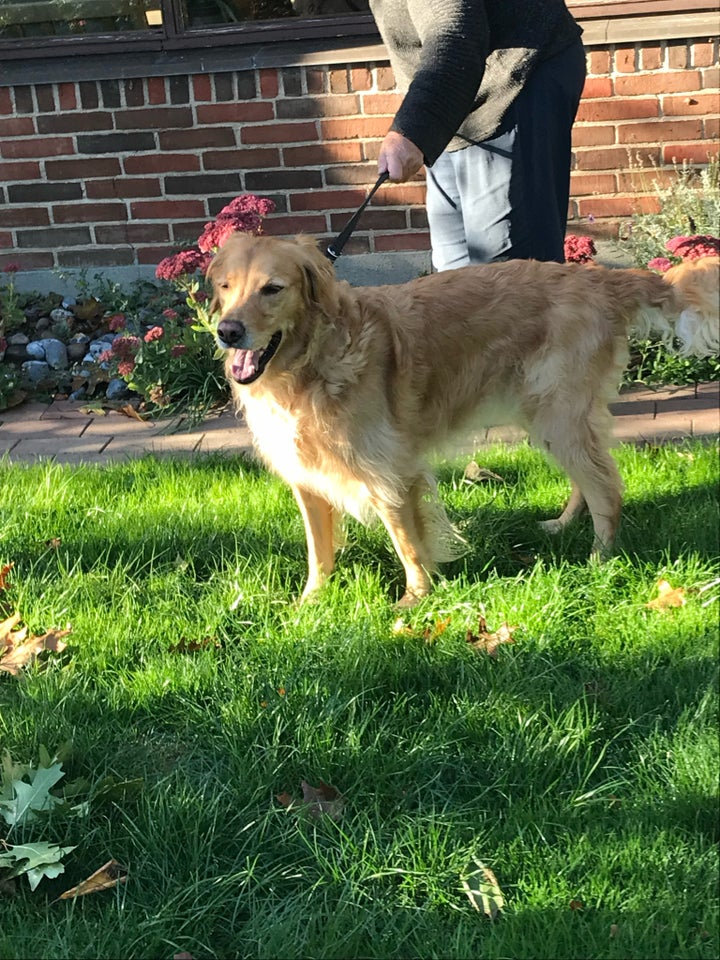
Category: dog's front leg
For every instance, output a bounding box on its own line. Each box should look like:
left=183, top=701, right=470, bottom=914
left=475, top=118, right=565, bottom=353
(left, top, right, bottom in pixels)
left=292, top=485, right=337, bottom=601
left=372, top=496, right=432, bottom=608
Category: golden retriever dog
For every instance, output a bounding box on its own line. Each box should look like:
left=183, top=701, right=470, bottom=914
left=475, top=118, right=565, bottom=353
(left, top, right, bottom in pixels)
left=208, top=235, right=719, bottom=606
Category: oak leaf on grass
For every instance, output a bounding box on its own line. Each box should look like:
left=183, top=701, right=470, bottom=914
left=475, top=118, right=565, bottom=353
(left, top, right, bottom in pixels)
left=0, top=618, right=70, bottom=676
left=0, top=841, right=76, bottom=892
left=461, top=859, right=505, bottom=919
left=0, top=563, right=13, bottom=592
left=466, top=615, right=517, bottom=657
left=56, top=859, right=128, bottom=901
left=646, top=578, right=687, bottom=610
left=277, top=780, right=345, bottom=822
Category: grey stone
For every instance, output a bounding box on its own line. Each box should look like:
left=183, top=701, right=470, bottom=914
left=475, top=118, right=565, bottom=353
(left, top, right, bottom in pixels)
left=21, top=360, right=51, bottom=382
left=105, top=378, right=133, bottom=401
left=69, top=386, right=87, bottom=401
left=26, top=340, right=47, bottom=360
left=50, top=307, right=74, bottom=323
left=7, top=332, right=29, bottom=346
left=67, top=335, right=90, bottom=361
left=4, top=343, right=30, bottom=363
left=38, top=338, right=68, bottom=370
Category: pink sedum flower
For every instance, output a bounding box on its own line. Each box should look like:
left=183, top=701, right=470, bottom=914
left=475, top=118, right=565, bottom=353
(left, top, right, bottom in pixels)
left=197, top=194, right=276, bottom=253
left=665, top=234, right=720, bottom=261
left=647, top=257, right=673, bottom=272
left=162, top=308, right=179, bottom=320
left=155, top=248, right=212, bottom=281
left=144, top=326, right=164, bottom=343
left=564, top=234, right=597, bottom=264
left=111, top=336, right=140, bottom=358
left=108, top=313, right=126, bottom=332
left=171, top=344, right=187, bottom=358
left=117, top=360, right=135, bottom=377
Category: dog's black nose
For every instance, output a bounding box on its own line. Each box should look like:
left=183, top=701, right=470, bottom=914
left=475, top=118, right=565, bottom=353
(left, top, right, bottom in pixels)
left=217, top=319, right=246, bottom=347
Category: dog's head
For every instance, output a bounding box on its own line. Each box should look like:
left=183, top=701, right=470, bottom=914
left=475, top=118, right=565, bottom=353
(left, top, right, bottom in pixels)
left=207, top=233, right=337, bottom=385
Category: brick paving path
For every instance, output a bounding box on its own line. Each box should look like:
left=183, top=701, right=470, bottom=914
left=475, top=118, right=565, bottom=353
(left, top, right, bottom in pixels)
left=0, top=382, right=718, bottom=465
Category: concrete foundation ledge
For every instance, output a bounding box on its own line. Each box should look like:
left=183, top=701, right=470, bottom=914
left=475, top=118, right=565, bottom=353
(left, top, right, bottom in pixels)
left=7, top=242, right=633, bottom=299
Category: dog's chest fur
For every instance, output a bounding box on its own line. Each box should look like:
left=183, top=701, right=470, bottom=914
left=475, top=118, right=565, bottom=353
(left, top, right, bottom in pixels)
left=240, top=389, right=373, bottom=519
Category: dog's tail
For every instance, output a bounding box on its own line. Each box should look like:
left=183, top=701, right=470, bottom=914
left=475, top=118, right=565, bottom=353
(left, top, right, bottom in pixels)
left=627, top=256, right=719, bottom=357
left=416, top=472, right=469, bottom=565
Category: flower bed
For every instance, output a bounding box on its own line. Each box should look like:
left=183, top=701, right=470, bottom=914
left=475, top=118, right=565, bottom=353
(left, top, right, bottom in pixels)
left=0, top=195, right=275, bottom=417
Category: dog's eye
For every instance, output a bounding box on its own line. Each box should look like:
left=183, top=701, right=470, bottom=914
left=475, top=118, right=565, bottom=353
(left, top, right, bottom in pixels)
left=260, top=283, right=284, bottom=296
left=218, top=282, right=230, bottom=291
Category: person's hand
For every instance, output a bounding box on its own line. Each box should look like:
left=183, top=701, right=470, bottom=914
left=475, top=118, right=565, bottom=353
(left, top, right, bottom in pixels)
left=377, top=131, right=424, bottom=182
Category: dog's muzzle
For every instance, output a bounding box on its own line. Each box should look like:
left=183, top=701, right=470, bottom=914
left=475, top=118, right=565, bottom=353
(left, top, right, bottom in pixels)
left=217, top=319, right=282, bottom=385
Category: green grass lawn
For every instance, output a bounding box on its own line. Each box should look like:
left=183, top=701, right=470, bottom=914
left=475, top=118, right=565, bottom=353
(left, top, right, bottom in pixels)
left=1, top=439, right=718, bottom=960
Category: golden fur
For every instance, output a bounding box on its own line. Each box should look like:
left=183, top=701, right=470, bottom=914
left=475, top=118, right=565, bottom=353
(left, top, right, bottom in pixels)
left=208, top=235, right=719, bottom=606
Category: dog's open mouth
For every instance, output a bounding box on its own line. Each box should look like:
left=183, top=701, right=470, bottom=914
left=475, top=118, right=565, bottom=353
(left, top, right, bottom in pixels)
left=229, top=332, right=282, bottom=385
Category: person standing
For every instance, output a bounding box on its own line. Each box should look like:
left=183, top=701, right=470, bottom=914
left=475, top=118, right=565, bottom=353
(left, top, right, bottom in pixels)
left=369, top=0, right=586, bottom=268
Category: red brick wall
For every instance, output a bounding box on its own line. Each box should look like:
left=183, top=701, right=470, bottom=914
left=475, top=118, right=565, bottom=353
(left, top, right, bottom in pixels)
left=571, top=37, right=719, bottom=237
left=0, top=35, right=717, bottom=271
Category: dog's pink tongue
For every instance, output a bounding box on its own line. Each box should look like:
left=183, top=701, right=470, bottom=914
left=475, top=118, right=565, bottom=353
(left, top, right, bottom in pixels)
left=232, top=348, right=259, bottom=381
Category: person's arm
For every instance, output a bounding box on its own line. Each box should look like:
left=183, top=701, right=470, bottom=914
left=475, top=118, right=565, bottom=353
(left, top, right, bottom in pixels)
left=378, top=0, right=490, bottom=180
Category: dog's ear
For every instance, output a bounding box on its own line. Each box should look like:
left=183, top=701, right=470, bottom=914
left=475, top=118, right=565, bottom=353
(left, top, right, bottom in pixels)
left=205, top=251, right=222, bottom=317
left=293, top=235, right=337, bottom=311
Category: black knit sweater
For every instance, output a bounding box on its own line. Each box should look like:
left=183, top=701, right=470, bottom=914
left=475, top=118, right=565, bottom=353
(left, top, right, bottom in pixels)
left=369, top=0, right=583, bottom=165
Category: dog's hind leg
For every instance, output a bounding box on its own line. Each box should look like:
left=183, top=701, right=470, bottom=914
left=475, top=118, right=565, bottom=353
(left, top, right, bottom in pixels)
left=538, top=482, right=587, bottom=534
left=533, top=409, right=622, bottom=559
left=292, top=485, right=337, bottom=601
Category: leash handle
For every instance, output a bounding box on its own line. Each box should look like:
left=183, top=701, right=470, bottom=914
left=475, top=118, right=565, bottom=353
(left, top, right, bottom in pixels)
left=326, top=170, right=390, bottom=262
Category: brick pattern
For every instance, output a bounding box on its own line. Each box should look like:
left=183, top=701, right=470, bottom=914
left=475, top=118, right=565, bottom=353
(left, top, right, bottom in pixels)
left=570, top=37, right=719, bottom=239
left=0, top=65, right=429, bottom=269
left=0, top=35, right=717, bottom=270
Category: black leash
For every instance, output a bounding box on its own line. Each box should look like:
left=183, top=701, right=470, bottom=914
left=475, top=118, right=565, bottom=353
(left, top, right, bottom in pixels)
left=325, top=170, right=390, bottom=263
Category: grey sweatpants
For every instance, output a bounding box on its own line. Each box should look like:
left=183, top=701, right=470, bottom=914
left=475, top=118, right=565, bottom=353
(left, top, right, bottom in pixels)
left=425, top=39, right=587, bottom=269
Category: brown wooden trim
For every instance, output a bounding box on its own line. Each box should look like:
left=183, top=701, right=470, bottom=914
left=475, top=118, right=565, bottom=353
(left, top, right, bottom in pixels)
left=0, top=3, right=717, bottom=80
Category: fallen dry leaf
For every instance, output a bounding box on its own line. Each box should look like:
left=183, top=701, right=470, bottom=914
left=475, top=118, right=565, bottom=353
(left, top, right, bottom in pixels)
left=569, top=899, right=585, bottom=911
left=118, top=404, right=148, bottom=422
left=646, top=578, right=687, bottom=610
left=462, top=860, right=505, bottom=919
left=301, top=780, right=344, bottom=820
left=391, top=616, right=451, bottom=643
left=70, top=297, right=103, bottom=323
left=0, top=613, right=26, bottom=652
left=167, top=636, right=220, bottom=654
left=463, top=461, right=506, bottom=484
left=0, top=624, right=70, bottom=676
left=0, top=563, right=13, bottom=592
left=423, top=616, right=451, bottom=644
left=173, top=953, right=195, bottom=960
left=56, top=859, right=127, bottom=901
left=277, top=780, right=345, bottom=821
left=466, top=615, right=517, bottom=657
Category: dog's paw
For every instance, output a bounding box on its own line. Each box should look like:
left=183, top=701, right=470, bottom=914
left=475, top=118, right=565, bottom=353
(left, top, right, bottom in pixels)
left=395, top=589, right=430, bottom=609
left=538, top=518, right=564, bottom=535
